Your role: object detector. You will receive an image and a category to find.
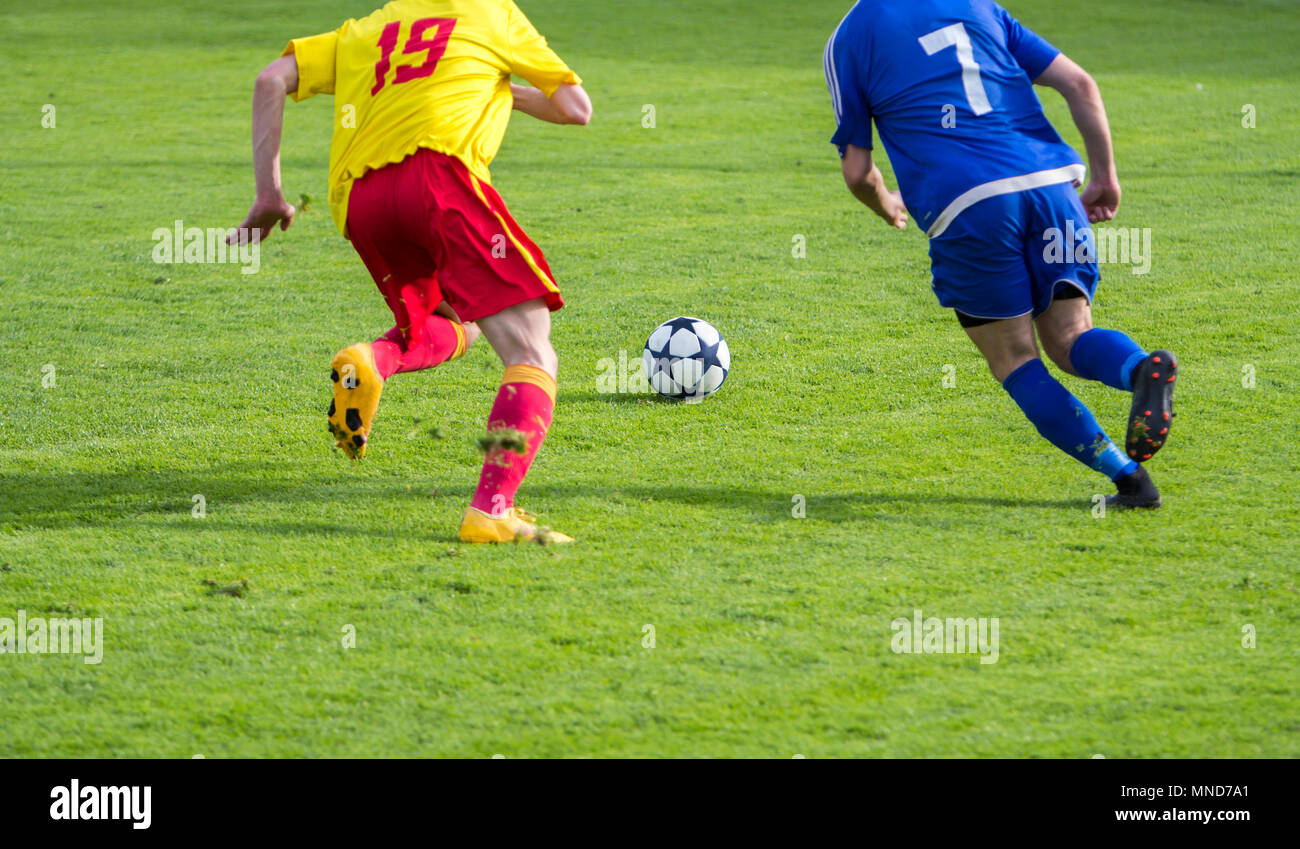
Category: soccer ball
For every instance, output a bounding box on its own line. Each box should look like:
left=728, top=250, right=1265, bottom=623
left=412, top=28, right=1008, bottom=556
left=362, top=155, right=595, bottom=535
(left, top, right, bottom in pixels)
left=642, top=316, right=730, bottom=402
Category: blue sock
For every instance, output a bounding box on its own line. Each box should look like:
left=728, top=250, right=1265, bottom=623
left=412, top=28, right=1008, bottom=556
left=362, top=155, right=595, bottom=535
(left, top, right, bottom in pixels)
left=1068, top=328, right=1147, bottom=391
left=1002, top=359, right=1139, bottom=481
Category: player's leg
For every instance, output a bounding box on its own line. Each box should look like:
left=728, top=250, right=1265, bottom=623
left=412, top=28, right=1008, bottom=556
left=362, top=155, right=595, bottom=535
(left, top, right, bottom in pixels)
left=1037, top=289, right=1148, bottom=389
left=434, top=300, right=482, bottom=351
left=329, top=160, right=473, bottom=459
left=371, top=299, right=480, bottom=379
left=1037, top=294, right=1177, bottom=463
left=457, top=298, right=570, bottom=544
left=332, top=302, right=477, bottom=456
left=1035, top=290, right=1095, bottom=378
left=961, top=310, right=1154, bottom=505
left=326, top=252, right=405, bottom=460
left=410, top=150, right=570, bottom=542
left=1029, top=182, right=1179, bottom=466
left=961, top=312, right=1038, bottom=384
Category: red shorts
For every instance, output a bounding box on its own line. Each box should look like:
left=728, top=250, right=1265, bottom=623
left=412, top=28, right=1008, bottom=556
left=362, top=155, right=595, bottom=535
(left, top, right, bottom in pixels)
left=346, top=148, right=563, bottom=330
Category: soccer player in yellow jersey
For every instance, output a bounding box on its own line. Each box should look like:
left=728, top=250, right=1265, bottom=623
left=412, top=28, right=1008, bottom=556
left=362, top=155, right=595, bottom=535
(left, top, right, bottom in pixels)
left=228, top=0, right=592, bottom=543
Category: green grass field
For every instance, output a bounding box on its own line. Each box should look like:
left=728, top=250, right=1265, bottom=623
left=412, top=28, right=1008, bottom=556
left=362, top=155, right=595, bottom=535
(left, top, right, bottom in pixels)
left=1, top=0, right=1297, bottom=757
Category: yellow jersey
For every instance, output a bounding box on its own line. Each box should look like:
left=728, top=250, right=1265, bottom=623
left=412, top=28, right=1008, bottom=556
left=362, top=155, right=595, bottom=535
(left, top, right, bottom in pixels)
left=283, top=0, right=581, bottom=235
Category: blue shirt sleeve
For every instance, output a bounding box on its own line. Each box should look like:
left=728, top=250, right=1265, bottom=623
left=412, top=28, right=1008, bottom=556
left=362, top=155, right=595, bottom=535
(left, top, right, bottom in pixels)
left=995, top=3, right=1061, bottom=80
left=825, top=25, right=872, bottom=153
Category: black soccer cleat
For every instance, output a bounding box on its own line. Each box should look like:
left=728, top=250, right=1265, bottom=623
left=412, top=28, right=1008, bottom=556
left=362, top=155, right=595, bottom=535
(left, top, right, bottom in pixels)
left=1126, top=349, right=1178, bottom=463
left=1105, top=465, right=1162, bottom=510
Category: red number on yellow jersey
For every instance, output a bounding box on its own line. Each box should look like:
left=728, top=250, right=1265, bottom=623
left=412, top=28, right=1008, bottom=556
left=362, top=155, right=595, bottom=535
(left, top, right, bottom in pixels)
left=371, top=17, right=457, bottom=96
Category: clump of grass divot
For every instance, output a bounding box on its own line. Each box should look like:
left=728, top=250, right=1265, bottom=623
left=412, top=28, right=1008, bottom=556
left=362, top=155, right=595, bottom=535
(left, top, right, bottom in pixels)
left=477, top=427, right=530, bottom=466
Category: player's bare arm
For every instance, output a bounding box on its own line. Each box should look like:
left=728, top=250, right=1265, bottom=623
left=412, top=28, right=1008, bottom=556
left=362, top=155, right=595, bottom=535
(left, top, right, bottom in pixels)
left=841, top=144, right=908, bottom=230
left=510, top=82, right=592, bottom=125
left=1035, top=53, right=1120, bottom=223
left=228, top=55, right=299, bottom=245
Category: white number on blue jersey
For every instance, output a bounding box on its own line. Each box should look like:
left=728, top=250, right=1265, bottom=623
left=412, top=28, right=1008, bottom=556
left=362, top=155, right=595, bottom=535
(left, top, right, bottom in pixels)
left=919, top=23, right=993, bottom=116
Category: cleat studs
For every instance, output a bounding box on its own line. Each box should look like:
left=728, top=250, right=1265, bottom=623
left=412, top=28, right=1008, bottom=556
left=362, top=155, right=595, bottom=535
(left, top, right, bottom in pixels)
left=1152, top=372, right=1160, bottom=379
left=1153, top=356, right=1161, bottom=364
left=1142, top=453, right=1152, bottom=460
left=1159, top=428, right=1168, bottom=435
left=346, top=409, right=363, bottom=431
left=1163, top=412, right=1171, bottom=421
left=1167, top=375, right=1176, bottom=383
left=1144, top=410, right=1152, bottom=417
left=1129, top=450, right=1138, bottom=458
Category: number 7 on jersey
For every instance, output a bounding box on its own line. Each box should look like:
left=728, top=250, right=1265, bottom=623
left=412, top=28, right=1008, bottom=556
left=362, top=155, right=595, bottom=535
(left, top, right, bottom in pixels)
left=919, top=23, right=992, bottom=116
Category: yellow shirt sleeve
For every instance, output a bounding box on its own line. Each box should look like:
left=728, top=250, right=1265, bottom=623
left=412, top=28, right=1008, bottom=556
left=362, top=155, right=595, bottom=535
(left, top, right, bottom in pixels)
left=506, top=4, right=581, bottom=97
left=282, top=29, right=340, bottom=102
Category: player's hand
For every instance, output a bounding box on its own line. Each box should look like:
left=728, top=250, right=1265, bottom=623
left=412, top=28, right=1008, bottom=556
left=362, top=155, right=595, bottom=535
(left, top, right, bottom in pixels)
left=228, top=194, right=295, bottom=245
left=1080, top=179, right=1121, bottom=223
left=880, top=191, right=908, bottom=230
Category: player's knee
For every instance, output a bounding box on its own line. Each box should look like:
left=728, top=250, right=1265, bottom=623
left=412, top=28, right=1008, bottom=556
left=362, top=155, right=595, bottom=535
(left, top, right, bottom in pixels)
left=987, top=348, right=1038, bottom=384
left=1043, top=342, right=1077, bottom=376
left=504, top=339, right=557, bottom=377
left=1041, top=328, right=1084, bottom=376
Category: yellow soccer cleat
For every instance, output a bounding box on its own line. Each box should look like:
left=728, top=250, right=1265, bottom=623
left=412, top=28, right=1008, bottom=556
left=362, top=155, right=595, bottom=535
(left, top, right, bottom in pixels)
left=458, top=507, right=574, bottom=545
left=328, top=343, right=384, bottom=459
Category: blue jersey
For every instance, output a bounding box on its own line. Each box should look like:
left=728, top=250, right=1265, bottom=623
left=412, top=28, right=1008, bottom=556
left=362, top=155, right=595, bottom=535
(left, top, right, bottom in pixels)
left=825, top=0, right=1085, bottom=236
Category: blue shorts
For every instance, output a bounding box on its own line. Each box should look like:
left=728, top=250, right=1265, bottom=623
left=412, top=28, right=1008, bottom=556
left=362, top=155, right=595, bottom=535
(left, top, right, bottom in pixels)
left=928, top=182, right=1099, bottom=320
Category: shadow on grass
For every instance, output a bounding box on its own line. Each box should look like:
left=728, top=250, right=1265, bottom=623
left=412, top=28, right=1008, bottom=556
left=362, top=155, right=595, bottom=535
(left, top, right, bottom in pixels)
left=0, top=464, right=1081, bottom=539
left=530, top=483, right=1080, bottom=519
left=0, top=463, right=443, bottom=535
left=558, top=390, right=668, bottom=405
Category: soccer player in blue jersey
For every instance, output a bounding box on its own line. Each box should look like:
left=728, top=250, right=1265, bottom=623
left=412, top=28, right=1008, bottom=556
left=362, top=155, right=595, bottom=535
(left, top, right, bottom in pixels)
left=825, top=1, right=1177, bottom=508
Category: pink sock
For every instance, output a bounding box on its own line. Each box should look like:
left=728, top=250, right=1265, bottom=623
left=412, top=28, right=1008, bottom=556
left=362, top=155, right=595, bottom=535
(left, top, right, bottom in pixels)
left=470, top=366, right=556, bottom=516
left=372, top=314, right=466, bottom=379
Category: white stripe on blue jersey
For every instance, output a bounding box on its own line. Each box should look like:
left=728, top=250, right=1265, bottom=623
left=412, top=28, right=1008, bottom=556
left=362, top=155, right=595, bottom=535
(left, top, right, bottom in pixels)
left=824, top=10, right=851, bottom=124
